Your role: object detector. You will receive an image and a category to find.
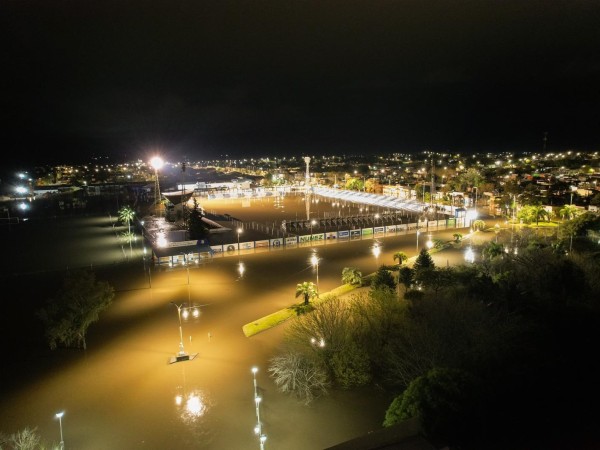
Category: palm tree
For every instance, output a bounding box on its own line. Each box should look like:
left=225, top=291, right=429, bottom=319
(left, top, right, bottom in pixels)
left=341, top=267, right=362, bottom=286
left=118, top=206, right=135, bottom=234
left=118, top=206, right=136, bottom=256
left=393, top=251, right=408, bottom=266
left=295, top=281, right=318, bottom=305
left=482, top=241, right=504, bottom=260
left=559, top=204, right=579, bottom=221
left=531, top=205, right=549, bottom=226
left=471, top=219, right=486, bottom=231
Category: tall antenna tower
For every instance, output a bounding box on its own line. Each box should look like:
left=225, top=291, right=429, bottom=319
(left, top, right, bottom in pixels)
left=542, top=132, right=548, bottom=153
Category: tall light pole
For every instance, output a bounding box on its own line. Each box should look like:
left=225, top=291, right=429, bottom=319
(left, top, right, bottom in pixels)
left=310, top=219, right=316, bottom=244
left=55, top=411, right=65, bottom=450
left=172, top=302, right=187, bottom=358
left=237, top=227, right=243, bottom=255
left=252, top=367, right=267, bottom=450
left=310, top=253, right=319, bottom=292
left=416, top=229, right=420, bottom=251
left=150, top=156, right=164, bottom=217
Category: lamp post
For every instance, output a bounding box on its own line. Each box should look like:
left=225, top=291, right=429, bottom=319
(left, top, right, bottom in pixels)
left=416, top=229, right=420, bottom=251
left=150, top=156, right=164, bottom=217
left=237, top=227, right=243, bottom=255
left=169, top=302, right=200, bottom=362
left=310, top=253, right=319, bottom=292
left=310, top=219, right=317, bottom=244
left=172, top=302, right=187, bottom=358
left=252, top=367, right=267, bottom=449
left=55, top=411, right=64, bottom=450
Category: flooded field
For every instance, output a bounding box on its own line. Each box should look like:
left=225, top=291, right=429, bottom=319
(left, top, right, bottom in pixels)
left=2, top=192, right=452, bottom=449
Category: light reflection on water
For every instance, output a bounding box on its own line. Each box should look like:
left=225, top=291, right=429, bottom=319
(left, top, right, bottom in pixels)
left=174, top=387, right=213, bottom=424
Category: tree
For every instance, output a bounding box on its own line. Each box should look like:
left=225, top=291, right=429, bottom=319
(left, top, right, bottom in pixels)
left=413, top=249, right=435, bottom=272
left=531, top=205, right=549, bottom=226
left=383, top=368, right=483, bottom=444
left=188, top=198, right=209, bottom=239
left=559, top=204, right=579, bottom=221
left=471, top=219, right=486, bottom=231
left=268, top=352, right=329, bottom=405
left=0, top=426, right=59, bottom=450
left=482, top=241, right=504, bottom=260
left=37, top=269, right=114, bottom=350
left=341, top=267, right=362, bottom=286
left=371, top=267, right=396, bottom=291
left=398, top=266, right=414, bottom=294
left=393, top=252, right=408, bottom=266
left=118, top=205, right=135, bottom=234
left=295, top=281, right=318, bottom=305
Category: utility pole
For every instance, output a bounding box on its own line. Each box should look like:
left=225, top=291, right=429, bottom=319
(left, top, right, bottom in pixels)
left=430, top=153, right=435, bottom=210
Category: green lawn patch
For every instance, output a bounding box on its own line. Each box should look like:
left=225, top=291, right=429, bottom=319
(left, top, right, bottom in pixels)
left=242, top=283, right=359, bottom=337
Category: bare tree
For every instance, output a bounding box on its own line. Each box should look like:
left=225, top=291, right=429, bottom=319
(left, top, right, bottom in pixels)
left=268, top=352, right=329, bottom=405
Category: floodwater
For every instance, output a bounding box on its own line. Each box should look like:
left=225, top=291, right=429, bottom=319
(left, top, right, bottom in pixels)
left=0, top=193, right=468, bottom=449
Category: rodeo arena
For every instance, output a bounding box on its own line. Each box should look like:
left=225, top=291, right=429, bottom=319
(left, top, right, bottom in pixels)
left=142, top=176, right=473, bottom=266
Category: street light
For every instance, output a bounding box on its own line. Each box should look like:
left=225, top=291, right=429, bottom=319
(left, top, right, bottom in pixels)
left=310, top=219, right=317, bottom=244
left=310, top=253, right=320, bottom=292
left=252, top=367, right=267, bottom=450
left=237, top=227, right=243, bottom=255
left=55, top=411, right=64, bottom=450
left=169, top=302, right=201, bottom=363
left=150, top=156, right=164, bottom=217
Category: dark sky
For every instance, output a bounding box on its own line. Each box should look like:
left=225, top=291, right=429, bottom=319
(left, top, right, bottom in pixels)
left=2, top=0, right=600, bottom=168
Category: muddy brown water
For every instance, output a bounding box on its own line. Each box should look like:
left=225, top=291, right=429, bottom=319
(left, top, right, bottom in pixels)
left=0, top=193, right=465, bottom=449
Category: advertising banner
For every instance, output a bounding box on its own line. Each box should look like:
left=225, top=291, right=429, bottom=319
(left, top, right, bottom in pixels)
left=338, top=230, right=350, bottom=240
left=211, top=245, right=224, bottom=253
left=270, top=238, right=283, bottom=248
left=350, top=230, right=361, bottom=240
left=285, top=236, right=298, bottom=247
left=361, top=228, right=373, bottom=236
left=240, top=241, right=254, bottom=250
left=385, top=225, right=398, bottom=233
left=255, top=240, right=270, bottom=248
left=224, top=243, right=238, bottom=253
left=374, top=226, right=385, bottom=235
left=325, top=232, right=337, bottom=240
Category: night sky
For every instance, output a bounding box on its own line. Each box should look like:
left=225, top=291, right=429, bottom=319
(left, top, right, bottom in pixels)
left=2, top=0, right=600, bottom=168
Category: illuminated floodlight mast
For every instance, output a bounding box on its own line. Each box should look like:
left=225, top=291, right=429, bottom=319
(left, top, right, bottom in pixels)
left=150, top=156, right=164, bottom=216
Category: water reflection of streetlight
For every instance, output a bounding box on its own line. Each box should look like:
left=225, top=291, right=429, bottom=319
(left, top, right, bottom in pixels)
left=238, top=262, right=246, bottom=278
left=372, top=243, right=381, bottom=270
left=310, top=253, right=320, bottom=292
left=426, top=234, right=434, bottom=249
left=416, top=229, right=420, bottom=251
left=55, top=411, right=65, bottom=450
left=465, top=246, right=475, bottom=263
